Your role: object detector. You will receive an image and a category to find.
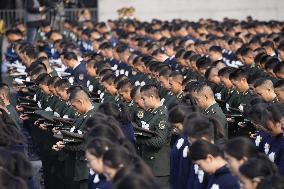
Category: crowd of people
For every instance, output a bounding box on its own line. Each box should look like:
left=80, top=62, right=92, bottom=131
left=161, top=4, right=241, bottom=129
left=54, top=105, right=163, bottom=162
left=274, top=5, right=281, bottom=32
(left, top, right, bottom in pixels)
left=1, top=15, right=284, bottom=189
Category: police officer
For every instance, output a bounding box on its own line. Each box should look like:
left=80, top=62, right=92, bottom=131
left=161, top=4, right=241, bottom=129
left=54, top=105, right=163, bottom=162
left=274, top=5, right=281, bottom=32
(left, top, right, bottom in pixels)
left=137, top=84, right=171, bottom=187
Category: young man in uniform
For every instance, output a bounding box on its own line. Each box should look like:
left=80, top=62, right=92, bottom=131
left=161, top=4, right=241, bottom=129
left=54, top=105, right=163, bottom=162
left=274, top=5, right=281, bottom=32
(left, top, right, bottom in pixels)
left=137, top=84, right=171, bottom=187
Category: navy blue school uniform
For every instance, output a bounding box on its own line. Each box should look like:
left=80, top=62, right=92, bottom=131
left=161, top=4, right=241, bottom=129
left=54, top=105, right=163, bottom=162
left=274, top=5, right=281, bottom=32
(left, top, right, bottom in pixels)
left=177, top=139, right=192, bottom=189
left=254, top=131, right=271, bottom=154
left=187, top=164, right=208, bottom=189
left=88, top=170, right=113, bottom=189
left=120, top=122, right=136, bottom=144
left=263, top=133, right=284, bottom=175
left=170, top=135, right=188, bottom=189
left=70, top=62, right=88, bottom=86
left=205, top=165, right=240, bottom=189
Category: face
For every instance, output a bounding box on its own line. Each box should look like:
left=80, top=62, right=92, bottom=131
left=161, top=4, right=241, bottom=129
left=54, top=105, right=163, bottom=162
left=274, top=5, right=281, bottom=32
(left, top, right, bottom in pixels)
left=48, top=86, right=56, bottom=95
left=254, top=86, right=273, bottom=102
left=134, top=91, right=145, bottom=110
left=172, top=123, right=183, bottom=134
left=70, top=99, right=84, bottom=113
left=194, top=156, right=215, bottom=174
left=224, top=153, right=245, bottom=176
left=118, top=88, right=131, bottom=102
left=220, top=75, right=233, bottom=88
left=192, top=92, right=207, bottom=110
left=86, top=151, right=104, bottom=173
left=169, top=77, right=183, bottom=94
left=159, top=76, right=171, bottom=90
left=141, top=93, right=155, bottom=110
left=40, top=84, right=51, bottom=95
left=239, top=174, right=259, bottom=189
left=209, top=52, right=221, bottom=61
left=102, top=82, right=116, bottom=95
left=86, top=63, right=96, bottom=77
left=55, top=88, right=68, bottom=101
left=103, top=164, right=119, bottom=181
left=231, top=78, right=248, bottom=92
left=209, top=69, right=221, bottom=84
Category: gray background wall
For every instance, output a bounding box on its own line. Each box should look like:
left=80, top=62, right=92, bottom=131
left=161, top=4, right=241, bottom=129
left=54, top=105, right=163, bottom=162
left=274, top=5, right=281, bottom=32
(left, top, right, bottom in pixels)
left=98, top=0, right=284, bottom=21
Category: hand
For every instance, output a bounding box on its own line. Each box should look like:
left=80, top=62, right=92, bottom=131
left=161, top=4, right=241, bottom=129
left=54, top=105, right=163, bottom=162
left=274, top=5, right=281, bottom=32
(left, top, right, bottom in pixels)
left=20, top=114, right=29, bottom=120
left=52, top=145, right=60, bottom=151
left=39, top=124, right=48, bottom=131
left=56, top=141, right=65, bottom=150
left=16, top=105, right=24, bottom=112
left=39, top=6, right=45, bottom=12
left=52, top=127, right=60, bottom=134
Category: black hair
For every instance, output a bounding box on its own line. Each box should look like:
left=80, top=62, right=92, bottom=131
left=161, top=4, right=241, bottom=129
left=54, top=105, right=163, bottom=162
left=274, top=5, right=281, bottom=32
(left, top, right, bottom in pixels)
left=224, top=137, right=258, bottom=160
left=0, top=167, right=28, bottom=189
left=229, top=68, right=248, bottom=81
left=273, top=62, right=284, bottom=75
left=140, top=85, right=160, bottom=99
left=189, top=140, right=223, bottom=161
left=101, top=74, right=116, bottom=85
left=54, top=79, right=71, bottom=90
left=209, top=46, right=222, bottom=53
left=117, top=79, right=132, bottom=91
left=63, top=51, right=78, bottom=61
left=0, top=148, right=32, bottom=180
left=168, top=105, right=194, bottom=124
left=261, top=104, right=283, bottom=129
left=115, top=173, right=158, bottom=189
left=196, top=57, right=212, bottom=70
left=274, top=79, right=284, bottom=88
left=239, top=155, right=277, bottom=180
left=86, top=137, right=114, bottom=158
left=184, top=112, right=225, bottom=142
left=98, top=102, right=132, bottom=125
left=257, top=175, right=284, bottom=189
left=35, top=73, right=52, bottom=85
left=23, top=47, right=38, bottom=60
left=130, top=86, right=141, bottom=99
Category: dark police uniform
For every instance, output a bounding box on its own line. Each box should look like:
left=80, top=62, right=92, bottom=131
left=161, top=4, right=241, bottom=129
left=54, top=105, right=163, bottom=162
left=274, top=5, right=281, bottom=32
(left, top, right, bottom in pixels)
left=202, top=103, right=228, bottom=138
left=137, top=105, right=171, bottom=185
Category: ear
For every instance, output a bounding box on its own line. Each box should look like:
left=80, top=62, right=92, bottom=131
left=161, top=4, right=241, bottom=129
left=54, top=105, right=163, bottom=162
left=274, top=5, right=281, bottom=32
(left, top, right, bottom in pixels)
left=206, top=154, right=214, bottom=163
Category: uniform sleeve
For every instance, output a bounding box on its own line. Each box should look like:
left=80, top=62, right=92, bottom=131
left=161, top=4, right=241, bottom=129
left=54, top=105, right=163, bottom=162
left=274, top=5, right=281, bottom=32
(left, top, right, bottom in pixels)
left=139, top=118, right=170, bottom=149
left=64, top=142, right=86, bottom=152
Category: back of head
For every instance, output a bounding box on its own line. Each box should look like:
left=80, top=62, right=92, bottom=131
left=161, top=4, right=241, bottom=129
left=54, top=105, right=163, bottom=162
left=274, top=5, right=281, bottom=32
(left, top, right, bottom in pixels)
left=257, top=175, right=284, bottom=189
left=239, top=154, right=277, bottom=180
left=184, top=112, right=225, bottom=142
left=224, top=137, right=258, bottom=160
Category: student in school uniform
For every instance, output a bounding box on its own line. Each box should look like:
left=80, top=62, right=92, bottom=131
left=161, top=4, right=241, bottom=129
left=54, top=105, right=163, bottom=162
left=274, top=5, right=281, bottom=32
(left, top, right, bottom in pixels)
left=183, top=112, right=226, bottom=189
left=256, top=175, right=284, bottom=189
left=224, top=137, right=258, bottom=177
left=189, top=140, right=240, bottom=189
left=85, top=138, right=114, bottom=189
left=260, top=104, right=284, bottom=175
left=168, top=105, right=195, bottom=189
left=239, top=155, right=277, bottom=189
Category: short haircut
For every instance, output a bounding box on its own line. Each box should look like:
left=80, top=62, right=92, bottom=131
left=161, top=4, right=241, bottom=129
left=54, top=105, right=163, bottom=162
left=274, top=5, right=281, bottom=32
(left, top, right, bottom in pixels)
left=140, top=85, right=160, bottom=99
left=63, top=51, right=78, bottom=61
